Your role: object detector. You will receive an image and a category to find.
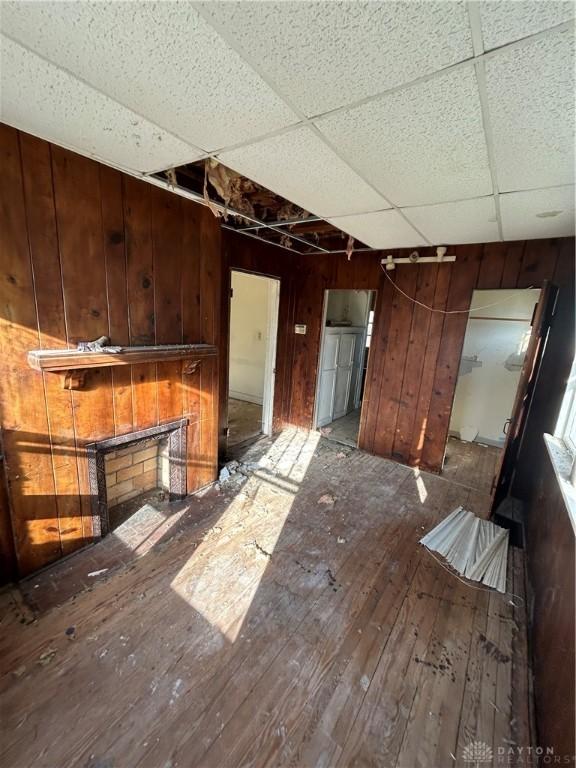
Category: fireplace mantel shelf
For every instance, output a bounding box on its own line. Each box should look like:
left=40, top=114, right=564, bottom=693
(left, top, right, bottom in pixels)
left=27, top=344, right=218, bottom=389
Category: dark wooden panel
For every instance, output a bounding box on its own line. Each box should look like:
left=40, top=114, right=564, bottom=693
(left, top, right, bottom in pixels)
left=524, top=453, right=575, bottom=761
left=421, top=246, right=482, bottom=472
left=517, top=239, right=558, bottom=289
left=0, top=128, right=222, bottom=576
left=500, top=241, right=526, bottom=288
left=0, top=125, right=61, bottom=574
left=358, top=270, right=393, bottom=453
left=100, top=166, right=133, bottom=438
left=476, top=242, right=507, bottom=290
left=52, top=147, right=117, bottom=542
left=408, top=263, right=452, bottom=467
left=372, top=266, right=418, bottom=458
left=392, top=262, right=438, bottom=462
left=20, top=133, right=84, bottom=556
left=224, top=230, right=571, bottom=473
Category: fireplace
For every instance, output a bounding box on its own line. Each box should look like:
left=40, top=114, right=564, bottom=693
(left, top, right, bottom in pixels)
left=86, top=419, right=188, bottom=538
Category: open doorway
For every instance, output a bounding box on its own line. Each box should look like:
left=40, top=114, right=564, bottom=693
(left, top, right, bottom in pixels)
left=228, top=270, right=280, bottom=449
left=314, top=289, right=376, bottom=447
left=443, top=288, right=541, bottom=493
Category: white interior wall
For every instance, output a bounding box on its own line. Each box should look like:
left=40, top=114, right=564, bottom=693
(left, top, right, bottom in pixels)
left=229, top=271, right=269, bottom=404
left=325, top=289, right=370, bottom=326
left=449, top=289, right=540, bottom=445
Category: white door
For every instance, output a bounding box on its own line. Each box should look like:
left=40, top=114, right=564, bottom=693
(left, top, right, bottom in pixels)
left=333, top=333, right=356, bottom=419
left=316, top=333, right=339, bottom=427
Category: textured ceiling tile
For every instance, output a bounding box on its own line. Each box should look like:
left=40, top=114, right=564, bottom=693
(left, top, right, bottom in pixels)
left=326, top=210, right=427, bottom=249
left=0, top=1, right=297, bottom=152
left=197, top=0, right=473, bottom=116
left=500, top=186, right=575, bottom=240
left=318, top=67, right=492, bottom=207
left=480, top=0, right=574, bottom=51
left=218, top=128, right=389, bottom=218
left=403, top=197, right=500, bottom=244
left=0, top=36, right=200, bottom=173
left=486, top=28, right=575, bottom=192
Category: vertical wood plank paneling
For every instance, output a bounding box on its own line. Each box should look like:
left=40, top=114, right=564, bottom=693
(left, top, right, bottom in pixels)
left=198, top=206, right=221, bottom=485
left=358, top=270, right=393, bottom=452
left=20, top=134, right=83, bottom=555
left=225, top=231, right=571, bottom=474
left=500, top=241, right=526, bottom=287
left=372, top=266, right=418, bottom=457
left=517, top=238, right=558, bottom=288
left=421, top=245, right=483, bottom=471
left=1, top=130, right=222, bottom=577
left=124, top=176, right=157, bottom=429
left=100, top=165, right=133, bottom=436
left=151, top=186, right=184, bottom=425
left=392, top=262, right=438, bottom=462
left=476, top=243, right=507, bottom=290
left=408, top=263, right=452, bottom=467
left=0, top=125, right=61, bottom=573
left=52, top=146, right=115, bottom=541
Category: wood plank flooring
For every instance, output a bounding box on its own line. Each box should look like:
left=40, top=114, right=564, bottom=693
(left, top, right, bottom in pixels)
left=228, top=397, right=263, bottom=447
left=320, top=408, right=361, bottom=448
left=0, top=429, right=531, bottom=768
left=443, top=437, right=502, bottom=494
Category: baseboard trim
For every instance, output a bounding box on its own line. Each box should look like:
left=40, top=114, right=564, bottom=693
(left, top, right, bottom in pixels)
left=229, top=391, right=263, bottom=406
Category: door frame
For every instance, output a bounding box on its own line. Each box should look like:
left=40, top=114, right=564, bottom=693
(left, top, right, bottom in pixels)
left=262, top=276, right=280, bottom=437
left=228, top=270, right=280, bottom=441
left=312, top=290, right=331, bottom=430
left=312, top=289, right=375, bottom=439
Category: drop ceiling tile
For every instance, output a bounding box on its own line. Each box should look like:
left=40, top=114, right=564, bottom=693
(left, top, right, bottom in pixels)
left=197, top=1, right=473, bottom=117
left=0, top=1, right=297, bottom=152
left=480, top=0, right=574, bottom=51
left=218, top=127, right=389, bottom=218
left=500, top=186, right=575, bottom=240
left=0, top=36, right=200, bottom=173
left=317, top=67, right=492, bottom=207
left=486, top=27, right=575, bottom=192
left=403, top=197, right=500, bottom=244
left=326, top=210, right=427, bottom=250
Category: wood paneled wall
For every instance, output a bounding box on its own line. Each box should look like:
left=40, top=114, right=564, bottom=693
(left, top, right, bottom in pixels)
left=523, top=453, right=575, bottom=760
left=224, top=231, right=574, bottom=474
left=510, top=233, right=575, bottom=758
left=0, top=125, right=221, bottom=578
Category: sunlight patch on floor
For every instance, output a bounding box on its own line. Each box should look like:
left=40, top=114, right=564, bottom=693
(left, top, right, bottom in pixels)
left=170, top=429, right=320, bottom=642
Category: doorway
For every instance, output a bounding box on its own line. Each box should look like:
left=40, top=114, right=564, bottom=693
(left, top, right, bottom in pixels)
left=228, top=271, right=280, bottom=448
left=443, top=287, right=541, bottom=494
left=314, top=289, right=376, bottom=448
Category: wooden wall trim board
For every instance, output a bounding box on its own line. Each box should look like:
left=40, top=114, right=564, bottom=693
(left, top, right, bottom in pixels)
left=0, top=125, right=221, bottom=577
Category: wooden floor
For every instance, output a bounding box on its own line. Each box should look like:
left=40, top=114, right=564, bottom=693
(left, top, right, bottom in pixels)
left=321, top=408, right=361, bottom=448
left=0, top=429, right=532, bottom=768
left=443, top=436, right=502, bottom=494
left=228, top=397, right=263, bottom=447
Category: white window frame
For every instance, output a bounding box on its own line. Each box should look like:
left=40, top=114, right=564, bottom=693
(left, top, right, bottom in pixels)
left=554, top=354, right=576, bottom=458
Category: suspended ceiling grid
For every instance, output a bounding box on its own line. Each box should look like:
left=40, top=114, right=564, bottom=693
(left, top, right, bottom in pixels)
left=0, top=1, right=574, bottom=250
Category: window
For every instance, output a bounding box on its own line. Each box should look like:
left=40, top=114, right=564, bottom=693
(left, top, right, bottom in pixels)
left=555, top=355, right=576, bottom=458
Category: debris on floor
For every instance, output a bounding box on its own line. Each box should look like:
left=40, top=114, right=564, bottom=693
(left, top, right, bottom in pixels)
left=218, top=459, right=261, bottom=486
left=317, top=493, right=336, bottom=505
left=420, top=506, right=509, bottom=593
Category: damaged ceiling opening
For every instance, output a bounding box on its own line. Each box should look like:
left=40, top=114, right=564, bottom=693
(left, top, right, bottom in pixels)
left=154, top=160, right=370, bottom=256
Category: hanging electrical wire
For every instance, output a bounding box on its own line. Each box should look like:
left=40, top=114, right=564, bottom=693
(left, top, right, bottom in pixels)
left=380, top=263, right=535, bottom=315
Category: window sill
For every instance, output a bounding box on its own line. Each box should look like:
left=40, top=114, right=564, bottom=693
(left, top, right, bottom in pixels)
left=543, top=433, right=576, bottom=535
